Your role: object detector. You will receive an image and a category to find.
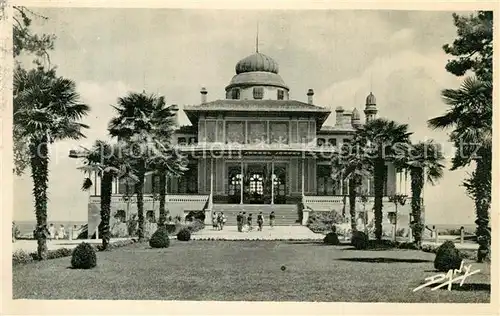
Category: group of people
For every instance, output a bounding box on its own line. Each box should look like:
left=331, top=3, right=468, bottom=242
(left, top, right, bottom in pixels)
left=236, top=211, right=275, bottom=232
left=48, top=223, right=67, bottom=240
left=211, top=212, right=227, bottom=230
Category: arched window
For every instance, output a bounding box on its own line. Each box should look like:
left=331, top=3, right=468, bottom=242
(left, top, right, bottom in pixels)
left=328, top=138, right=337, bottom=147
left=317, top=138, right=326, bottom=146
left=146, top=210, right=156, bottom=223
left=114, top=210, right=126, bottom=223
left=177, top=137, right=186, bottom=145
left=229, top=173, right=242, bottom=195
left=249, top=173, right=263, bottom=195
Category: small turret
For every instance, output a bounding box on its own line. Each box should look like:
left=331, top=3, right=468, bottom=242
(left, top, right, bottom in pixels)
left=351, top=108, right=362, bottom=129
left=307, top=88, right=314, bottom=104
left=364, top=92, right=377, bottom=122
left=200, top=87, right=208, bottom=103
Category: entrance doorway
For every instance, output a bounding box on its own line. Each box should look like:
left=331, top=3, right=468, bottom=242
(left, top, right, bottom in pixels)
left=227, top=162, right=287, bottom=204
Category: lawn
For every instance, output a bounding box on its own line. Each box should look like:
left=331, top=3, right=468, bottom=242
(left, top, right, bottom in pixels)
left=12, top=241, right=491, bottom=302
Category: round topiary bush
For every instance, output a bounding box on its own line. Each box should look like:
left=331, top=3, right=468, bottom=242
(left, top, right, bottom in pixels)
left=177, top=229, right=191, bottom=241
left=149, top=227, right=170, bottom=248
left=323, top=232, right=340, bottom=245
left=71, top=242, right=97, bottom=269
left=351, top=231, right=369, bottom=250
left=434, top=240, right=462, bottom=272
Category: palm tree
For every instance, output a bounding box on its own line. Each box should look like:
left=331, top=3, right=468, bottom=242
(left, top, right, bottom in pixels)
left=13, top=66, right=89, bottom=259
left=355, top=119, right=412, bottom=240
left=108, top=92, right=180, bottom=240
left=428, top=77, right=492, bottom=262
left=78, top=140, right=137, bottom=249
left=397, top=141, right=445, bottom=248
left=149, top=149, right=188, bottom=226
left=332, top=139, right=372, bottom=234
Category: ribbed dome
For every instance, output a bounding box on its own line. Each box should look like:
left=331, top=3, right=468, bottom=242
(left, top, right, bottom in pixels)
left=366, top=92, right=376, bottom=105
left=235, top=52, right=279, bottom=74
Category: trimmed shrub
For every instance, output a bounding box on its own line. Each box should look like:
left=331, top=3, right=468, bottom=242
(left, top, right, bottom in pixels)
left=48, top=247, right=73, bottom=259
left=396, top=242, right=420, bottom=250
left=149, top=227, right=170, bottom=248
left=12, top=250, right=34, bottom=265
left=434, top=240, right=462, bottom=272
left=71, top=242, right=97, bottom=269
left=177, top=229, right=191, bottom=241
left=323, top=232, right=340, bottom=245
left=186, top=219, right=205, bottom=233
left=307, top=210, right=345, bottom=234
left=185, top=210, right=205, bottom=223
left=165, top=224, right=177, bottom=235
left=351, top=231, right=369, bottom=250
left=421, top=244, right=436, bottom=253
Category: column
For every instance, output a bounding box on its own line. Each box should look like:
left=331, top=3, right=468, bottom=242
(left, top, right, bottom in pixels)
left=301, top=158, right=305, bottom=197
left=398, top=171, right=402, bottom=195
left=339, top=171, right=343, bottom=195
left=404, top=170, right=408, bottom=195
left=210, top=159, right=214, bottom=200
left=94, top=171, right=97, bottom=196
left=240, top=159, right=244, bottom=204
left=271, top=158, right=275, bottom=204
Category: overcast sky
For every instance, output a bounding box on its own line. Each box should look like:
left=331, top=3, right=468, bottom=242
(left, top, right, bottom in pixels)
left=13, top=8, right=476, bottom=224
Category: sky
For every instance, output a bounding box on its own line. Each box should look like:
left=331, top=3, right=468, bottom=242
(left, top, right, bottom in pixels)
left=13, top=8, right=476, bottom=224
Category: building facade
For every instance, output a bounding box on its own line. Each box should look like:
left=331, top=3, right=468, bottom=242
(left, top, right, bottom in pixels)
left=85, top=51, right=413, bottom=235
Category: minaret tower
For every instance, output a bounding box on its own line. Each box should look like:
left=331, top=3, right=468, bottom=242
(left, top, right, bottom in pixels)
left=364, top=92, right=377, bottom=122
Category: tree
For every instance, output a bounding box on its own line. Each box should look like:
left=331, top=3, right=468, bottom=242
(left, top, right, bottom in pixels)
left=428, top=77, right=492, bottom=261
left=13, top=6, right=55, bottom=62
left=108, top=92, right=180, bottom=240
left=12, top=7, right=55, bottom=175
left=442, top=11, right=493, bottom=81
left=332, top=137, right=372, bottom=234
left=149, top=149, right=188, bottom=226
left=355, top=119, right=412, bottom=240
left=78, top=140, right=137, bottom=249
left=13, top=66, right=89, bottom=259
left=397, top=141, right=445, bottom=247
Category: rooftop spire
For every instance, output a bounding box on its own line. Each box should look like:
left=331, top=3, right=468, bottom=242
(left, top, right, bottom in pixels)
left=256, top=22, right=259, bottom=53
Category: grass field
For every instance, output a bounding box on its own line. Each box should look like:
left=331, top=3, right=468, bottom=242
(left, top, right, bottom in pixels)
left=12, top=241, right=491, bottom=302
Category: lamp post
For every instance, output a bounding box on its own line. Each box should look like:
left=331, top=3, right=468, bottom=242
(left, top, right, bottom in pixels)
left=388, top=193, right=407, bottom=242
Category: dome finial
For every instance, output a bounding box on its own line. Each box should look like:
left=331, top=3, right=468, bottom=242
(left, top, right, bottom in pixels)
left=256, top=22, right=259, bottom=53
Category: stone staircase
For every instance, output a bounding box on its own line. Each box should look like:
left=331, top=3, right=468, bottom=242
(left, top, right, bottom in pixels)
left=212, top=204, right=301, bottom=226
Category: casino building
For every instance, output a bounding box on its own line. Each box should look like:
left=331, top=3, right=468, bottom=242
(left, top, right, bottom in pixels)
left=82, top=49, right=412, bottom=233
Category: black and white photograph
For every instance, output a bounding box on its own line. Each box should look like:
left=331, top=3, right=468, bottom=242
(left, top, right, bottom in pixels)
left=2, top=0, right=497, bottom=312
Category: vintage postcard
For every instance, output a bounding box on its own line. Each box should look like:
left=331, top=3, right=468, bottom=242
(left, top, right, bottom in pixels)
left=1, top=0, right=498, bottom=315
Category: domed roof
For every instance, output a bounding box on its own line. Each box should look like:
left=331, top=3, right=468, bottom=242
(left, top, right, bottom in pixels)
left=351, top=108, right=360, bottom=120
left=366, top=92, right=376, bottom=105
left=235, top=52, right=279, bottom=74
left=226, top=71, right=288, bottom=91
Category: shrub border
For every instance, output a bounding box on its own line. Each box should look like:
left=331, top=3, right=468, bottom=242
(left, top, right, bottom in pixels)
left=12, top=239, right=137, bottom=266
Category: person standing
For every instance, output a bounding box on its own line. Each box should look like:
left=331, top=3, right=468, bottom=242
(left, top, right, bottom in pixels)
left=48, top=223, right=56, bottom=240
left=242, top=212, right=248, bottom=232
left=247, top=213, right=253, bottom=231
left=269, top=211, right=276, bottom=229
left=58, top=224, right=66, bottom=239
left=219, top=212, right=226, bottom=230
left=212, top=211, right=218, bottom=230
left=236, top=212, right=242, bottom=232
left=257, top=212, right=264, bottom=231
